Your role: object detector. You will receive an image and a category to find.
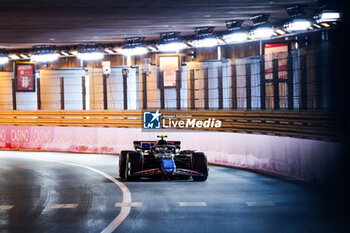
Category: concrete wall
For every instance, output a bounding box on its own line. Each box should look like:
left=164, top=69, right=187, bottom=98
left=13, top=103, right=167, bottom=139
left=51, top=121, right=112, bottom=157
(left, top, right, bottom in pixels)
left=0, top=72, right=13, bottom=110
left=138, top=65, right=189, bottom=110
left=40, top=69, right=87, bottom=110
left=88, top=68, right=103, bottom=110
left=0, top=125, right=342, bottom=183
left=17, top=80, right=38, bottom=110
left=186, top=60, right=225, bottom=109
left=0, top=71, right=37, bottom=110
left=89, top=67, right=139, bottom=110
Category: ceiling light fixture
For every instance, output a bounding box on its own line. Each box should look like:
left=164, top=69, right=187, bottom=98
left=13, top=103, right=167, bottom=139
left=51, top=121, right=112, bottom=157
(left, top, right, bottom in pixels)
left=8, top=54, right=21, bottom=60
left=104, top=48, right=115, bottom=54
left=77, top=52, right=104, bottom=60
left=275, top=28, right=287, bottom=35
left=20, top=54, right=29, bottom=59
left=0, top=50, right=9, bottom=65
left=251, top=27, right=274, bottom=39
left=61, top=51, right=70, bottom=56
left=148, top=46, right=158, bottom=52
left=191, top=27, right=218, bottom=48
left=284, top=5, right=311, bottom=32
left=31, top=45, right=59, bottom=63
left=223, top=31, right=248, bottom=43
left=222, top=20, right=248, bottom=43
left=117, top=37, right=148, bottom=56
left=77, top=43, right=104, bottom=61
left=0, top=57, right=9, bottom=65
left=31, top=54, right=59, bottom=62
left=320, top=22, right=330, bottom=28
left=70, top=50, right=78, bottom=56
left=157, top=32, right=187, bottom=52
left=313, top=23, right=322, bottom=29
left=249, top=14, right=274, bottom=39
left=285, top=18, right=311, bottom=32
left=315, top=11, right=341, bottom=23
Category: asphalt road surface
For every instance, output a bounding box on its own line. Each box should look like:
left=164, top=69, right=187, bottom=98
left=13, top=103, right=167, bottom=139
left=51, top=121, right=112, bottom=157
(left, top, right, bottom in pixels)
left=0, top=151, right=347, bottom=233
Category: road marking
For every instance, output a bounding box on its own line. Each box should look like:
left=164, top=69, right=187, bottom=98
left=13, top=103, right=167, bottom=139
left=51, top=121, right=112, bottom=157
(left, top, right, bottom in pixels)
left=0, top=205, right=14, bottom=211
left=179, top=202, right=207, bottom=207
left=115, top=202, right=142, bottom=207
left=51, top=204, right=79, bottom=209
left=246, top=201, right=275, bottom=207
left=43, top=160, right=132, bottom=233
left=0, top=153, right=132, bottom=233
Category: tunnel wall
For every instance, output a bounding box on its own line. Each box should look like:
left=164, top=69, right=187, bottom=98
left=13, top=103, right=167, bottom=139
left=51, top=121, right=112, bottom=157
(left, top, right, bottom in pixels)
left=0, top=72, right=13, bottom=110
left=0, top=125, right=341, bottom=183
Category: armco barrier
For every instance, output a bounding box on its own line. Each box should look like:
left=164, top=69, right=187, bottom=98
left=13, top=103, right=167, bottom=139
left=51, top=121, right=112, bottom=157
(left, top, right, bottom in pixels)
left=0, top=125, right=342, bottom=183
left=0, top=110, right=344, bottom=141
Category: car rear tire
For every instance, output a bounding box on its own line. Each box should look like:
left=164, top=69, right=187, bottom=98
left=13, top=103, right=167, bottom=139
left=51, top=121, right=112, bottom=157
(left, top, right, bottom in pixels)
left=119, top=151, right=142, bottom=181
left=192, top=152, right=208, bottom=181
left=128, top=151, right=142, bottom=181
left=119, top=150, right=133, bottom=179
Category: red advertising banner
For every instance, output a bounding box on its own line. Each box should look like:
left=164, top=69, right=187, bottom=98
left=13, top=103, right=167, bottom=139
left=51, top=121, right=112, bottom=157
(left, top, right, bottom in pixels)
left=159, top=55, right=180, bottom=87
left=0, top=125, right=119, bottom=154
left=264, top=43, right=289, bottom=80
left=15, top=63, right=36, bottom=92
left=264, top=43, right=289, bottom=109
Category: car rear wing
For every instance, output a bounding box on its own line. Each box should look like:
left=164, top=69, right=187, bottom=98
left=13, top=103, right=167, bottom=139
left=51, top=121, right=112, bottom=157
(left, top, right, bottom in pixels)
left=133, top=141, right=181, bottom=149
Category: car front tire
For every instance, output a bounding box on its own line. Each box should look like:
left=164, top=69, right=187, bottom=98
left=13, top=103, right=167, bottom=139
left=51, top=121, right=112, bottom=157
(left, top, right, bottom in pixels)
left=191, top=152, right=208, bottom=181
left=119, top=151, right=142, bottom=181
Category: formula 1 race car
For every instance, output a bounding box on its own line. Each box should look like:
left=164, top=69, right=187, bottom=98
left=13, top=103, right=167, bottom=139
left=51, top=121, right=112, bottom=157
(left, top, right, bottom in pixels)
left=119, top=136, right=208, bottom=181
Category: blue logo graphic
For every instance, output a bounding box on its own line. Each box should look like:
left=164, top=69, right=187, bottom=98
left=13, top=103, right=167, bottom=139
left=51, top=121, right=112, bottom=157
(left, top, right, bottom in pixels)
left=143, top=110, right=161, bottom=129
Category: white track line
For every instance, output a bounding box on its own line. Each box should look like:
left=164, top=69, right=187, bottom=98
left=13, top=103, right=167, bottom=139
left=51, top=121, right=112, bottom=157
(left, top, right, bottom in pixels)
left=246, top=201, right=275, bottom=207
left=179, top=202, right=207, bottom=207
left=0, top=205, right=14, bottom=211
left=54, top=160, right=132, bottom=233
left=0, top=153, right=131, bottom=233
left=115, top=202, right=142, bottom=207
left=51, top=204, right=79, bottom=209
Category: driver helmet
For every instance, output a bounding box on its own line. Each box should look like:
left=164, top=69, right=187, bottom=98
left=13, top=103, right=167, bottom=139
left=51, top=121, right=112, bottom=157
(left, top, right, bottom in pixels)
left=156, top=139, right=168, bottom=147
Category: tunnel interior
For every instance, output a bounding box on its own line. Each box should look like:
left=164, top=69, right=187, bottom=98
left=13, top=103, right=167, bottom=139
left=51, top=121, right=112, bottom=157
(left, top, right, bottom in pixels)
left=0, top=0, right=349, bottom=232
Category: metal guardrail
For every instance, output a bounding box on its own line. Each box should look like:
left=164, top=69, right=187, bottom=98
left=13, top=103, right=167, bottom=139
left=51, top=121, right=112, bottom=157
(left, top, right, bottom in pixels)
left=0, top=110, right=142, bottom=128
left=0, top=110, right=344, bottom=141
left=161, top=110, right=344, bottom=141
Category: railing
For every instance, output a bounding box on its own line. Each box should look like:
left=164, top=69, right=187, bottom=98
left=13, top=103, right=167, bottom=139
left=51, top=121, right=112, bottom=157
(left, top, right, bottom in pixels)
left=0, top=110, right=142, bottom=127
left=0, top=45, right=337, bottom=112
left=161, top=110, right=343, bottom=141
left=0, top=110, right=344, bottom=141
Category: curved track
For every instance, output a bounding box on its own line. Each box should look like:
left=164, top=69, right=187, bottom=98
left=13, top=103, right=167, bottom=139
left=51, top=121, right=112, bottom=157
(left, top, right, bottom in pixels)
left=0, top=151, right=346, bottom=233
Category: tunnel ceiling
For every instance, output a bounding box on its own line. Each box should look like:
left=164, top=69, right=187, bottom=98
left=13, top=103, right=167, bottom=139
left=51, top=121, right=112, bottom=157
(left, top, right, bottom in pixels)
left=0, top=0, right=321, bottom=49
